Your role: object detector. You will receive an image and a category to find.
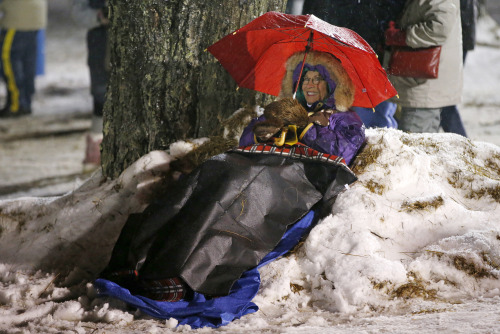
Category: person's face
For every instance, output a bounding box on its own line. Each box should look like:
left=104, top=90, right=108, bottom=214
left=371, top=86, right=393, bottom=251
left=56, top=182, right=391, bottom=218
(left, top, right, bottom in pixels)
left=302, top=71, right=328, bottom=105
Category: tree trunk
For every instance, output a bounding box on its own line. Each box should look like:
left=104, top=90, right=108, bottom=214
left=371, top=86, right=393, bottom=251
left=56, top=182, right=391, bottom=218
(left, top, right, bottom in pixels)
left=102, top=0, right=287, bottom=178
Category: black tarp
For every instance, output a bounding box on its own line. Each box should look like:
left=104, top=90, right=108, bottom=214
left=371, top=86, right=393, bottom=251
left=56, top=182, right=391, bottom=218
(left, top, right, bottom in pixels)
left=103, top=144, right=357, bottom=296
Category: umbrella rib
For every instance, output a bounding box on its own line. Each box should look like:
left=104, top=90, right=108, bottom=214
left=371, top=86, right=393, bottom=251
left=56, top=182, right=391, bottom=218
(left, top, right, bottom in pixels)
left=312, top=35, right=365, bottom=50
left=315, top=31, right=377, bottom=107
left=272, top=28, right=311, bottom=43
left=266, top=27, right=367, bottom=51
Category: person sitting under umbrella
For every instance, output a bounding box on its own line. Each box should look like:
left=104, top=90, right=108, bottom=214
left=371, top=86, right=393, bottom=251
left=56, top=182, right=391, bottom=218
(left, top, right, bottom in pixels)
left=240, top=50, right=365, bottom=165
left=98, top=50, right=364, bottom=315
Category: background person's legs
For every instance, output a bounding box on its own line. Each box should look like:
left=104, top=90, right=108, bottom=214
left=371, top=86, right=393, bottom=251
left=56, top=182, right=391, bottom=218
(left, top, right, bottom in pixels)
left=398, top=107, right=441, bottom=133
left=440, top=105, right=468, bottom=137
left=84, top=25, right=109, bottom=166
left=0, top=30, right=38, bottom=116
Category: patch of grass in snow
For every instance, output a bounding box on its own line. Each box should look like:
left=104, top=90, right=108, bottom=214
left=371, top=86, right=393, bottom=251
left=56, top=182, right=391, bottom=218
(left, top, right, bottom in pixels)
left=427, top=250, right=498, bottom=279
left=0, top=209, right=27, bottom=233
left=485, top=154, right=500, bottom=177
left=447, top=160, right=500, bottom=203
left=452, top=254, right=497, bottom=279
left=364, top=180, right=386, bottom=195
left=351, top=140, right=389, bottom=194
left=391, top=273, right=437, bottom=300
left=481, top=251, right=500, bottom=271
left=467, top=184, right=500, bottom=202
left=447, top=170, right=475, bottom=188
left=372, top=280, right=391, bottom=291
left=290, top=282, right=305, bottom=293
left=392, top=281, right=437, bottom=300
left=400, top=195, right=444, bottom=212
left=400, top=136, right=441, bottom=155
left=372, top=275, right=439, bottom=302
left=351, top=142, right=383, bottom=175
left=412, top=308, right=449, bottom=315
left=351, top=134, right=404, bottom=195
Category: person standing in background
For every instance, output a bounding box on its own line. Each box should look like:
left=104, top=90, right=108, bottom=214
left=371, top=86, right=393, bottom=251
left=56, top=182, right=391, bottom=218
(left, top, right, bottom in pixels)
left=300, top=0, right=406, bottom=129
left=439, top=0, right=478, bottom=137
left=0, top=0, right=48, bottom=118
left=386, top=0, right=463, bottom=133
left=83, top=0, right=109, bottom=166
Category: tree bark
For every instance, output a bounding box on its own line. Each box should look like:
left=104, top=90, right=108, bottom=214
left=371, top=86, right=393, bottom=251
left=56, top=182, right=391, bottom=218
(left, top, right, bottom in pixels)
left=102, top=0, right=286, bottom=178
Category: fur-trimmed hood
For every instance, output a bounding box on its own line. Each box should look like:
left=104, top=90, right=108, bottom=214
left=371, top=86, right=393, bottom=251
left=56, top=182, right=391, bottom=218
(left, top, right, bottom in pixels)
left=279, top=51, right=355, bottom=112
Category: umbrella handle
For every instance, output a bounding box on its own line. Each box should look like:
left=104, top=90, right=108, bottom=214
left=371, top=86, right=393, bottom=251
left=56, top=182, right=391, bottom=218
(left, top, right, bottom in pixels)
left=293, top=30, right=314, bottom=98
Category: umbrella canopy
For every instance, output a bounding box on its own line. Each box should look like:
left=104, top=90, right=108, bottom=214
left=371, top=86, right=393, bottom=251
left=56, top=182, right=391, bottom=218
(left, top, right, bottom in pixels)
left=207, top=11, right=397, bottom=108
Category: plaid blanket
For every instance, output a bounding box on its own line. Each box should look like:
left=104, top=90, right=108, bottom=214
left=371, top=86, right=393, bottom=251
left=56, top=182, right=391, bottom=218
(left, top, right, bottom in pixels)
left=233, top=142, right=348, bottom=166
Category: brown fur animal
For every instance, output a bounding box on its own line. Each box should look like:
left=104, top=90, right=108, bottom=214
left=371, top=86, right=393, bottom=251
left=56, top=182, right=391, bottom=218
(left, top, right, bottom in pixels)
left=253, top=98, right=309, bottom=141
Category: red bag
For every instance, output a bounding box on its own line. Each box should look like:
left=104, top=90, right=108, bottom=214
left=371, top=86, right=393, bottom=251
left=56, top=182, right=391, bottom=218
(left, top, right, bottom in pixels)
left=388, top=46, right=442, bottom=79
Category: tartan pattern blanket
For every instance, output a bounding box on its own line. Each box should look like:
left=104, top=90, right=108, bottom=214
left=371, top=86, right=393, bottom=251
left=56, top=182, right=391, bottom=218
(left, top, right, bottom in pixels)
left=232, top=142, right=348, bottom=167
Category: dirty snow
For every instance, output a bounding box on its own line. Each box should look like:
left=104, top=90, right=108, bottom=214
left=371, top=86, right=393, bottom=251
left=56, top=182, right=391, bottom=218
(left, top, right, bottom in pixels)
left=1, top=2, right=500, bottom=334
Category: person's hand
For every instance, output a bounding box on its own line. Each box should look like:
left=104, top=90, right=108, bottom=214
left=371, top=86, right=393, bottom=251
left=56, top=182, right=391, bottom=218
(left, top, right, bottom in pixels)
left=308, top=110, right=334, bottom=126
left=385, top=21, right=406, bottom=46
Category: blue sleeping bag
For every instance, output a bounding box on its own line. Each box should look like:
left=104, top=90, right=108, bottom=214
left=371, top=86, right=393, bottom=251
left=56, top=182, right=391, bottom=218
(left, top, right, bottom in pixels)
left=94, top=210, right=318, bottom=329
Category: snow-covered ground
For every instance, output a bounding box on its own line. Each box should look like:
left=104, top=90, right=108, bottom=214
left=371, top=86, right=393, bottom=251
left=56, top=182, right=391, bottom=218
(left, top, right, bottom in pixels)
left=1, top=3, right=500, bottom=333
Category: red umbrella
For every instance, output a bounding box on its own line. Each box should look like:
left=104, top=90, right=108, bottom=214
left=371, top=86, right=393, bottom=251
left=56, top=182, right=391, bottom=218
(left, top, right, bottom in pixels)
left=207, top=11, right=397, bottom=108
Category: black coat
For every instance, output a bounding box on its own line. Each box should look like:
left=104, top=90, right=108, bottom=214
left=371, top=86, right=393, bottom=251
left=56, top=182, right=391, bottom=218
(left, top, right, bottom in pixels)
left=103, top=145, right=357, bottom=296
left=301, top=0, right=406, bottom=58
left=89, top=0, right=106, bottom=9
left=461, top=0, right=478, bottom=52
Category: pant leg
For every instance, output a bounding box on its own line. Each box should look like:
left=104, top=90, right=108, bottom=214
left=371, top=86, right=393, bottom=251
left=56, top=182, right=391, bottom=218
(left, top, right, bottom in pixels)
left=20, top=31, right=38, bottom=111
left=87, top=26, right=109, bottom=117
left=440, top=105, right=468, bottom=137
left=0, top=29, right=37, bottom=112
left=398, top=107, right=441, bottom=133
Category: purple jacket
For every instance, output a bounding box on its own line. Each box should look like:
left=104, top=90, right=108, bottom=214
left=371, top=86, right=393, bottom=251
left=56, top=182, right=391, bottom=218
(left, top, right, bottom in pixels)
left=239, top=111, right=365, bottom=165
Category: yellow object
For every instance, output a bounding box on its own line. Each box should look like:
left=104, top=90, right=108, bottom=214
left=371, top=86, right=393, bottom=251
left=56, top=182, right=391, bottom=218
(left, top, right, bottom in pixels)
left=274, top=125, right=299, bottom=146
left=1, top=29, right=19, bottom=112
left=274, top=129, right=287, bottom=146
left=299, top=123, right=314, bottom=140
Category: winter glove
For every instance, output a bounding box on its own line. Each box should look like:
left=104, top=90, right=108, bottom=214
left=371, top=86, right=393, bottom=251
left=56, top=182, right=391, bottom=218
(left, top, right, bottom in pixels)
left=308, top=109, right=334, bottom=126
left=385, top=21, right=407, bottom=46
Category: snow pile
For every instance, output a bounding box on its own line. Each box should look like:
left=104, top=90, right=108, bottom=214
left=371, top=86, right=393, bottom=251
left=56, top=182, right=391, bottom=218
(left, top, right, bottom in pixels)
left=1, top=128, right=499, bottom=332
left=255, top=128, right=500, bottom=315
left=0, top=150, right=174, bottom=275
